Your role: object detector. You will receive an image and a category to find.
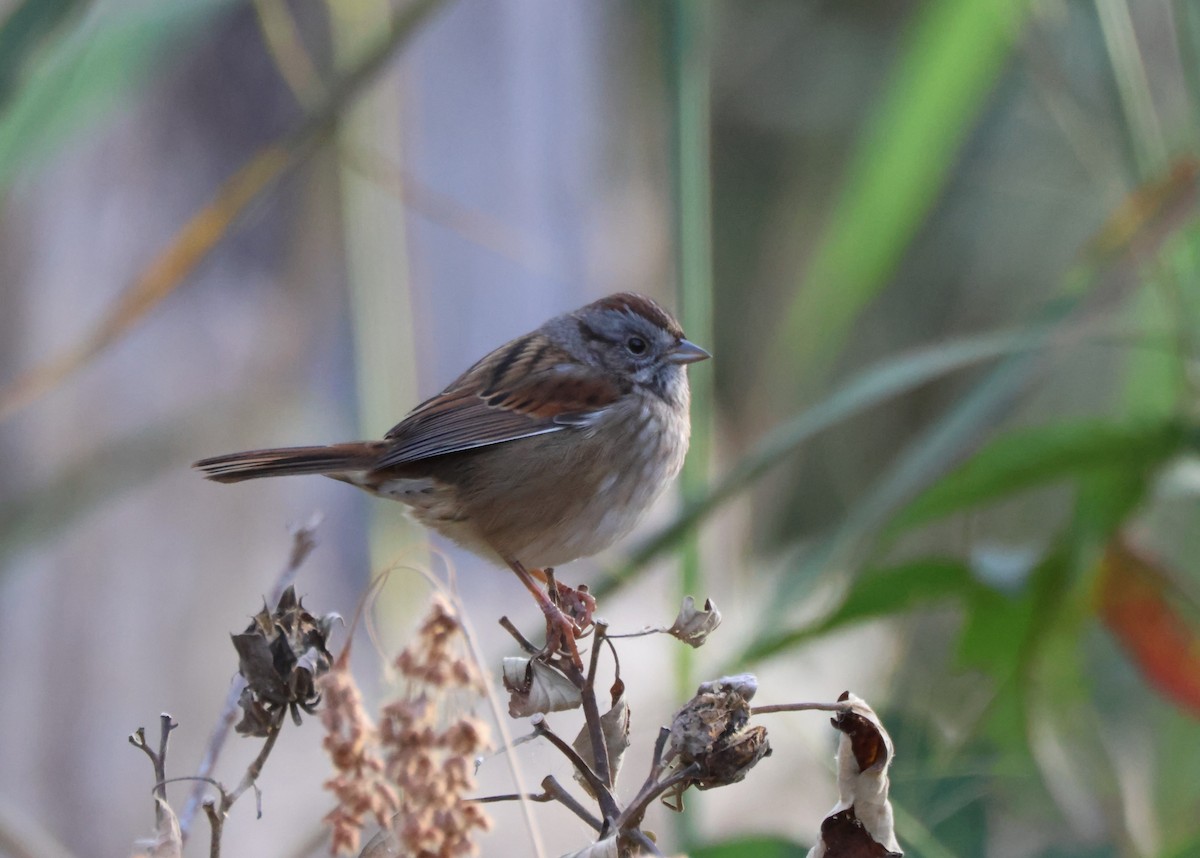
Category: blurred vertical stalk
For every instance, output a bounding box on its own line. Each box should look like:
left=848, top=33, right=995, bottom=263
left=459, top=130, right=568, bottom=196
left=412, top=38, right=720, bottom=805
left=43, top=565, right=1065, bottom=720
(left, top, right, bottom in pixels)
left=666, top=0, right=714, bottom=738
left=1096, top=0, right=1168, bottom=177
left=327, top=1, right=422, bottom=582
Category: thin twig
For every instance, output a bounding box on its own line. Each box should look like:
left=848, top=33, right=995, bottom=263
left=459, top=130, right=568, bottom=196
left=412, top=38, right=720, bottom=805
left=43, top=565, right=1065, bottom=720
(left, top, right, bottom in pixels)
left=203, top=799, right=223, bottom=858
left=129, top=714, right=178, bottom=827
left=222, top=721, right=282, bottom=814
left=648, top=727, right=673, bottom=777
left=538, top=776, right=604, bottom=833
left=750, top=701, right=849, bottom=716
left=473, top=776, right=603, bottom=833
left=156, top=714, right=177, bottom=790
left=192, top=720, right=283, bottom=858
left=179, top=521, right=319, bottom=839
left=531, top=715, right=617, bottom=820
left=614, top=763, right=702, bottom=831
left=499, top=615, right=541, bottom=655
left=586, top=621, right=608, bottom=689
left=572, top=663, right=614, bottom=799
left=575, top=621, right=615, bottom=812
left=604, top=628, right=667, bottom=640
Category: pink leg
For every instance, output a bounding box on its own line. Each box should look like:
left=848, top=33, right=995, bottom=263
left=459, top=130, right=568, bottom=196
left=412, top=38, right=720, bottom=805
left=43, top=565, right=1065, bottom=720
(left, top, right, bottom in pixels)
left=506, top=558, right=582, bottom=664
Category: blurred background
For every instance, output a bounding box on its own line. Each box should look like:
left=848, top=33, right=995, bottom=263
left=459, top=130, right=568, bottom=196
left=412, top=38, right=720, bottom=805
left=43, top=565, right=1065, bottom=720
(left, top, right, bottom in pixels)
left=1, top=0, right=1199, bottom=856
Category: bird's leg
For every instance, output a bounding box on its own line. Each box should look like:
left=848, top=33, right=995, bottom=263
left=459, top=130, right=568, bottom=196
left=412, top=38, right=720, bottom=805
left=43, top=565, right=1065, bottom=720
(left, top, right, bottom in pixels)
left=507, top=559, right=583, bottom=665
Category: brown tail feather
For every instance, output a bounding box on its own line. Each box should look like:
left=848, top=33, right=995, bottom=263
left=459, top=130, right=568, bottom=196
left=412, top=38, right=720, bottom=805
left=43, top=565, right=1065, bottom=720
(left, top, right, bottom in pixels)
left=193, top=443, right=382, bottom=483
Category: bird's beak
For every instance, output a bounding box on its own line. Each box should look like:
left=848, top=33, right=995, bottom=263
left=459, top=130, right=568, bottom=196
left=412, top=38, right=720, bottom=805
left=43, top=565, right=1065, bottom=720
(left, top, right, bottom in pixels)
left=668, top=339, right=712, bottom=365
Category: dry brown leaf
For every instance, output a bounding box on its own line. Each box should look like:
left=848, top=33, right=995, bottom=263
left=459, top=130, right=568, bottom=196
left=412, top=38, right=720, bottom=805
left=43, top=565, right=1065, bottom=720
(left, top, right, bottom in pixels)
left=815, top=808, right=902, bottom=858
left=502, top=657, right=581, bottom=717
left=572, top=694, right=631, bottom=796
left=808, top=691, right=901, bottom=857
left=667, top=596, right=722, bottom=648
left=130, top=798, right=182, bottom=858
left=560, top=836, right=619, bottom=858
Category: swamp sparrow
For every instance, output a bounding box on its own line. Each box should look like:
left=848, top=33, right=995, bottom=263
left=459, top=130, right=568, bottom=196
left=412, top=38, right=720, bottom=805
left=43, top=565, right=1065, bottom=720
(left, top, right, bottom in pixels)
left=195, top=293, right=709, bottom=651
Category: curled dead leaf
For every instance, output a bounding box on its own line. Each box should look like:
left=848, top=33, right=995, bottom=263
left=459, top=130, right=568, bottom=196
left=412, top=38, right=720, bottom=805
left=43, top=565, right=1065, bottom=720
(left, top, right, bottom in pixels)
left=572, top=695, right=631, bottom=796
left=560, top=835, right=619, bottom=858
left=808, top=692, right=900, bottom=857
left=667, top=596, right=722, bottom=647
left=813, top=807, right=902, bottom=858
left=502, top=657, right=582, bottom=717
left=131, top=797, right=182, bottom=858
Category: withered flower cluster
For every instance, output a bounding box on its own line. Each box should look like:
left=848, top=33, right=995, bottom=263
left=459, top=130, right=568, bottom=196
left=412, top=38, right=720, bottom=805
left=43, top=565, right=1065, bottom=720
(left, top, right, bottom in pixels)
left=319, top=662, right=401, bottom=856
left=379, top=596, right=492, bottom=857
left=232, top=585, right=336, bottom=736
left=664, top=674, right=772, bottom=809
left=319, top=595, right=492, bottom=857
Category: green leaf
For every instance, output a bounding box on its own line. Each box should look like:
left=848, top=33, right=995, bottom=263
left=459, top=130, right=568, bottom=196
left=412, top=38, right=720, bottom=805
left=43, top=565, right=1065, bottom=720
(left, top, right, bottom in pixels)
left=893, top=420, right=1192, bottom=532
left=741, top=559, right=974, bottom=661
left=0, top=0, right=234, bottom=190
left=690, top=837, right=808, bottom=858
left=772, top=0, right=1033, bottom=380
left=0, top=0, right=87, bottom=111
left=597, top=327, right=1048, bottom=597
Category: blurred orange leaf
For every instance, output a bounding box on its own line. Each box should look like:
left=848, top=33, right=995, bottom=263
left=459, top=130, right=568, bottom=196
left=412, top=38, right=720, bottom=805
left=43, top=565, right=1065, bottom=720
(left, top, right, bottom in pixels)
left=1099, top=538, right=1200, bottom=716
left=0, top=146, right=290, bottom=422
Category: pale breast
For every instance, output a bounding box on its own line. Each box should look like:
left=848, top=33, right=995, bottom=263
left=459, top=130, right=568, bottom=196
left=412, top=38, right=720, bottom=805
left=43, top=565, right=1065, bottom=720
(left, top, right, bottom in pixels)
left=374, top=393, right=690, bottom=569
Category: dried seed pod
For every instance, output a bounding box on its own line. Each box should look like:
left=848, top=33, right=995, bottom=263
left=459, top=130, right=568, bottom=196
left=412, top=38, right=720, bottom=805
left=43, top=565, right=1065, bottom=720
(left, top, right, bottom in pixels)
left=231, top=585, right=335, bottom=735
left=664, top=674, right=771, bottom=809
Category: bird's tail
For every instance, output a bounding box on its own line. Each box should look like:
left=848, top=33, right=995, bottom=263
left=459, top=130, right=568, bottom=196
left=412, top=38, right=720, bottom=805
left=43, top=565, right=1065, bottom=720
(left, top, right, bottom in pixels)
left=193, top=442, right=382, bottom=483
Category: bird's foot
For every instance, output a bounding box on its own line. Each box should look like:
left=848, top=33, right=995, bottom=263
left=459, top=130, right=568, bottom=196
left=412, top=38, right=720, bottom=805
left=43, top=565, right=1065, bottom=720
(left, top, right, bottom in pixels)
left=547, top=574, right=596, bottom=634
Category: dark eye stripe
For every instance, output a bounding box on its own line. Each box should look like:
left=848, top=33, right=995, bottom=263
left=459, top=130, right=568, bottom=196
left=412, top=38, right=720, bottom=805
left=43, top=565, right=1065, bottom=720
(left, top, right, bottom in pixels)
left=577, top=320, right=616, bottom=344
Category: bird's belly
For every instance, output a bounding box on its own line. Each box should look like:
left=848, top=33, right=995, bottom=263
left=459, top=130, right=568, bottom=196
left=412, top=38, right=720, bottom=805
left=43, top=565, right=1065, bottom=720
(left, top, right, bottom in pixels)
left=372, top=405, right=687, bottom=569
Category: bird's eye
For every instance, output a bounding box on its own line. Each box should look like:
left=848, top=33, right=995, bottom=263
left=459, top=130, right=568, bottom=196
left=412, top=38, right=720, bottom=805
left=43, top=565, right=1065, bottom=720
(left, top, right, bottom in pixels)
left=626, top=336, right=647, bottom=355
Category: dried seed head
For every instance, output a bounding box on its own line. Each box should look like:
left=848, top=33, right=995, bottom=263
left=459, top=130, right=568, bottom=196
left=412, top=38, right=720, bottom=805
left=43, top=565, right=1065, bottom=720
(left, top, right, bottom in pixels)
left=232, top=585, right=335, bottom=735
left=664, top=673, right=771, bottom=808
left=317, top=665, right=400, bottom=856
left=377, top=595, right=492, bottom=856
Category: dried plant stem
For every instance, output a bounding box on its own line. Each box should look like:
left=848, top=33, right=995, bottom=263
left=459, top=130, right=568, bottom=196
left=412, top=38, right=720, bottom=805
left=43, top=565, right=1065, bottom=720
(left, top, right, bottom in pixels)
left=531, top=715, right=615, bottom=815
left=626, top=829, right=664, bottom=857
left=224, top=721, right=282, bottom=813
left=178, top=522, right=319, bottom=839
left=128, top=714, right=178, bottom=826
left=615, top=762, right=701, bottom=833
left=198, top=720, right=283, bottom=858
left=751, top=701, right=849, bottom=715
left=203, top=801, right=223, bottom=858
left=499, top=615, right=540, bottom=654
left=474, top=776, right=603, bottom=833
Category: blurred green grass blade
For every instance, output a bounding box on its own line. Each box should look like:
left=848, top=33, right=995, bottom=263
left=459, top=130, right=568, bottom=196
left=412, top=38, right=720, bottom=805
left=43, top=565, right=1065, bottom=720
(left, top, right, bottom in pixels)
left=689, top=837, right=807, bottom=858
left=740, top=294, right=1084, bottom=666
left=0, top=0, right=87, bottom=110
left=0, top=0, right=235, bottom=191
left=597, top=327, right=1047, bottom=597
left=667, top=0, right=714, bottom=714
left=892, top=419, right=1193, bottom=532
left=773, top=0, right=1031, bottom=379
left=745, top=559, right=974, bottom=656
left=891, top=798, right=961, bottom=858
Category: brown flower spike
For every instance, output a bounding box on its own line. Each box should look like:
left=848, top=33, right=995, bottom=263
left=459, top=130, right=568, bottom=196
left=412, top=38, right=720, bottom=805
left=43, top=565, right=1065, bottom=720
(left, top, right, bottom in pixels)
left=322, top=595, right=492, bottom=857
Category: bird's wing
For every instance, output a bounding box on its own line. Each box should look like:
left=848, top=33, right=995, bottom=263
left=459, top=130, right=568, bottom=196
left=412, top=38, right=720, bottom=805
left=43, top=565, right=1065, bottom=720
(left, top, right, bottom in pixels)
left=375, top=333, right=625, bottom=468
